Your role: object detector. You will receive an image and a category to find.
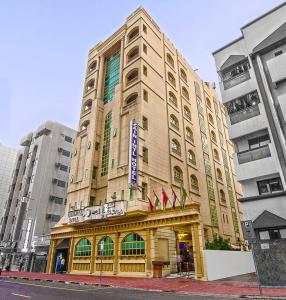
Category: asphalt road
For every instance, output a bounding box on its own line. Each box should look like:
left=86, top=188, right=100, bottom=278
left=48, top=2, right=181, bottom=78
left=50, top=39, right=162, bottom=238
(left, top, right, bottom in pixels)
left=0, top=278, right=239, bottom=300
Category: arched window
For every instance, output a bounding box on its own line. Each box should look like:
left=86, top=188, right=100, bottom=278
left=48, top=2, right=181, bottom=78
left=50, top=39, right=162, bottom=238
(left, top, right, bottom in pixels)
left=121, top=233, right=145, bottom=255
left=83, top=99, right=92, bottom=112
left=128, top=27, right=139, bottom=42
left=191, top=175, right=199, bottom=191
left=171, top=139, right=181, bottom=155
left=170, top=114, right=179, bottom=130
left=81, top=120, right=90, bottom=131
left=174, top=166, right=183, bottom=183
left=220, top=190, right=226, bottom=203
left=206, top=97, right=212, bottom=108
left=182, top=87, right=189, bottom=100
left=168, top=72, right=176, bottom=87
left=169, top=91, right=177, bottom=107
left=127, top=46, right=139, bottom=63
left=88, top=60, right=97, bottom=73
left=180, top=69, right=187, bottom=82
left=188, top=150, right=196, bottom=165
left=184, top=105, right=192, bottom=120
left=126, top=93, right=138, bottom=105
left=75, top=238, right=91, bottom=257
left=126, top=69, right=138, bottom=86
left=208, top=113, right=214, bottom=125
left=211, top=130, right=217, bottom=143
left=166, top=53, right=174, bottom=67
left=97, top=236, right=114, bottom=256
left=214, top=149, right=220, bottom=161
left=217, top=168, right=222, bottom=181
left=186, top=127, right=194, bottom=142
left=86, top=79, right=95, bottom=92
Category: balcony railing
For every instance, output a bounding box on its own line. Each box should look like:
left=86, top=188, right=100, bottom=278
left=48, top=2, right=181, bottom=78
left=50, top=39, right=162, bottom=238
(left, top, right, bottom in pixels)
left=229, top=105, right=260, bottom=125
left=223, top=71, right=250, bottom=90
left=237, top=145, right=271, bottom=164
left=172, top=148, right=181, bottom=156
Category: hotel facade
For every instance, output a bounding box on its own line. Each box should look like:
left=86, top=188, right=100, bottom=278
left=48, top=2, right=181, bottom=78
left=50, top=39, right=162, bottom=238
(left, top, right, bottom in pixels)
left=47, top=7, right=243, bottom=279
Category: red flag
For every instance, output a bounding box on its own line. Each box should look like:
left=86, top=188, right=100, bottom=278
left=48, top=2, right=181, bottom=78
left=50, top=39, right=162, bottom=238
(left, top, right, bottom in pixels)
left=162, top=188, right=169, bottom=209
left=148, top=196, right=154, bottom=211
left=171, top=187, right=178, bottom=208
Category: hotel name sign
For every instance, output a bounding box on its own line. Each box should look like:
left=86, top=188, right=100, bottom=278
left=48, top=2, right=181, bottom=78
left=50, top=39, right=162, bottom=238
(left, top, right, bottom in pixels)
left=68, top=200, right=126, bottom=224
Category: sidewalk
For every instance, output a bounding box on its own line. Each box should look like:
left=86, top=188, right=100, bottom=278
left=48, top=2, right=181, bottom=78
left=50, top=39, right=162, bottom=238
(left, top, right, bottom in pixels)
left=1, top=271, right=286, bottom=298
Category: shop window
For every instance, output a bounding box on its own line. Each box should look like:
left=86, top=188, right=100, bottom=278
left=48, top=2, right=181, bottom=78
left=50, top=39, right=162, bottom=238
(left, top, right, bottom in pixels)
left=121, top=233, right=145, bottom=255
left=75, top=238, right=91, bottom=257
left=97, top=236, right=114, bottom=256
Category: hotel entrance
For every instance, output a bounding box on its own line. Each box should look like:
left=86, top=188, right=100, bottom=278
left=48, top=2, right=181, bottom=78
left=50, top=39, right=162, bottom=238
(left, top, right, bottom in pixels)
left=177, top=231, right=195, bottom=275
left=52, top=239, right=70, bottom=274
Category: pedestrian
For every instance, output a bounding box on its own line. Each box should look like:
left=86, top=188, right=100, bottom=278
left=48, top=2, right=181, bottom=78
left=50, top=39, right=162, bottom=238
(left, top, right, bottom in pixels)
left=19, top=260, right=23, bottom=272
left=60, top=257, right=65, bottom=274
left=55, top=256, right=61, bottom=274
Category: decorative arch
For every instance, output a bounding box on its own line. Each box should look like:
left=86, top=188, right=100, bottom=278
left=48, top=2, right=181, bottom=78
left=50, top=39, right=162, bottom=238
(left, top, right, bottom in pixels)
left=169, top=91, right=177, bottom=106
left=127, top=46, right=139, bottom=63
left=174, top=166, right=183, bottom=183
left=128, top=27, right=139, bottom=42
left=83, top=99, right=92, bottom=112
left=211, top=130, right=217, bottom=143
left=171, top=138, right=181, bottom=155
left=214, top=149, right=220, bottom=161
left=180, top=68, right=187, bottom=82
left=186, top=127, right=194, bottom=142
left=168, top=72, right=176, bottom=87
left=217, top=168, right=222, bottom=180
left=220, top=190, right=226, bottom=203
left=125, top=93, right=138, bottom=105
left=182, top=86, right=189, bottom=100
left=170, top=114, right=179, bottom=129
left=97, top=236, right=114, bottom=256
left=166, top=53, right=174, bottom=67
left=208, top=113, right=214, bottom=124
left=126, top=68, right=139, bottom=85
left=85, top=79, right=95, bottom=92
left=188, top=150, right=196, bottom=165
left=88, top=60, right=97, bottom=73
left=191, top=175, right=199, bottom=191
left=81, top=120, right=90, bottom=131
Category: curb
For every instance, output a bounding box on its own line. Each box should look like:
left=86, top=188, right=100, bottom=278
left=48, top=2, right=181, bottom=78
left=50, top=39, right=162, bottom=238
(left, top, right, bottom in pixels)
left=2, top=276, right=111, bottom=288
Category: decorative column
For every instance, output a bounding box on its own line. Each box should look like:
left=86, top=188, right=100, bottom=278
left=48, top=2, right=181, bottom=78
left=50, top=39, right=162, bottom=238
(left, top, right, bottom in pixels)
left=113, top=232, right=119, bottom=275
left=191, top=223, right=205, bottom=280
left=67, top=237, right=75, bottom=274
left=90, top=236, right=96, bottom=274
left=46, top=239, right=56, bottom=273
left=146, top=229, right=152, bottom=277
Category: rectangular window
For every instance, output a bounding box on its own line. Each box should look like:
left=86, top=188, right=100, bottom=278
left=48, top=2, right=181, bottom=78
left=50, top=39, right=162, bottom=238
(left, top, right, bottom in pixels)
left=62, top=149, right=70, bottom=157
left=111, top=159, right=115, bottom=168
left=57, top=180, right=66, bottom=188
left=54, top=197, right=64, bottom=204
left=59, top=164, right=68, bottom=172
left=249, top=134, right=270, bottom=150
left=51, top=215, right=61, bottom=222
left=95, top=142, right=100, bottom=150
left=142, top=182, right=147, bottom=200
left=92, top=166, right=97, bottom=179
left=143, top=24, right=147, bottom=33
left=121, top=190, right=124, bottom=200
left=65, top=136, right=73, bottom=143
left=143, top=147, right=148, bottom=163
left=89, top=196, right=95, bottom=206
left=142, top=116, right=148, bottom=130
left=143, top=89, right=148, bottom=102
left=143, top=44, right=147, bottom=54
left=257, top=177, right=283, bottom=195
left=143, top=65, right=147, bottom=76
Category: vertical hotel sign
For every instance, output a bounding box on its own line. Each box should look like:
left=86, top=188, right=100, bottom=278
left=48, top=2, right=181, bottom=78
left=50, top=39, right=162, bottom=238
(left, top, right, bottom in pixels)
left=129, top=119, right=138, bottom=188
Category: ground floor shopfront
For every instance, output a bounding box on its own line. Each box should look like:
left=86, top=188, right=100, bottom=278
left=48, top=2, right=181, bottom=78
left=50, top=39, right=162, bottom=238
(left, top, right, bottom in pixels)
left=46, top=204, right=206, bottom=279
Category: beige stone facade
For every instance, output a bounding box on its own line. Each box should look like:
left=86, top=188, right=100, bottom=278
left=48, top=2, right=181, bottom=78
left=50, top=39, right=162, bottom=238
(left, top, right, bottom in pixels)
left=47, top=7, right=243, bottom=279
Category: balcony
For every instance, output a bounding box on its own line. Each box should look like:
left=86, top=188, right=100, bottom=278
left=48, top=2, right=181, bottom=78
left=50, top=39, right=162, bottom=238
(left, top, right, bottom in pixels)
left=237, top=145, right=271, bottom=164
left=223, top=71, right=250, bottom=90
left=229, top=105, right=260, bottom=125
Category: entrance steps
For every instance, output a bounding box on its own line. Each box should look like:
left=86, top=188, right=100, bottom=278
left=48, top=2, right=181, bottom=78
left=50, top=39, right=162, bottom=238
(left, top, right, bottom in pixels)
left=166, top=272, right=195, bottom=279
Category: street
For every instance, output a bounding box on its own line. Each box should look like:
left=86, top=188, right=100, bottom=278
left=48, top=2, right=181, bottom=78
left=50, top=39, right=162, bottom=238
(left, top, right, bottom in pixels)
left=0, top=278, right=238, bottom=300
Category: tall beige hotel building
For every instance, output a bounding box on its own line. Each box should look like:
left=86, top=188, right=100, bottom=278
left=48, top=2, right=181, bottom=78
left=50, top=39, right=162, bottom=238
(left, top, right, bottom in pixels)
left=47, top=7, right=243, bottom=279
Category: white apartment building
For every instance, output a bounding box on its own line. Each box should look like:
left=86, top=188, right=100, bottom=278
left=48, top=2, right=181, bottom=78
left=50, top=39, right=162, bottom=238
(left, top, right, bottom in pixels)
left=213, top=2, right=286, bottom=242
left=0, top=121, right=76, bottom=272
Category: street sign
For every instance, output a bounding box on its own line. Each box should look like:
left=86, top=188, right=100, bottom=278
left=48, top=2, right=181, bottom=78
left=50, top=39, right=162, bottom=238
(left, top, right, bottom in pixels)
left=241, top=220, right=256, bottom=243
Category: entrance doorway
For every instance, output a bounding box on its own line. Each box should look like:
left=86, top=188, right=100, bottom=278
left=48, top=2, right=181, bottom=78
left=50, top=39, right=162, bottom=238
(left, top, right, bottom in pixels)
left=53, top=239, right=70, bottom=274
left=177, top=232, right=194, bottom=274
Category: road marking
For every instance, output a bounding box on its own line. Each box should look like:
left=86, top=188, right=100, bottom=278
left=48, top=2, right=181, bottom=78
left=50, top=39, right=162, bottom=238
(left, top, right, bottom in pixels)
left=0, top=279, right=107, bottom=293
left=11, top=293, right=31, bottom=298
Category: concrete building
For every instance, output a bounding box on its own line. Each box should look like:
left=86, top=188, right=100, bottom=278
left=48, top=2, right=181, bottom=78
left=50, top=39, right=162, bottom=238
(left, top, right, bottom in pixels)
left=47, top=7, right=243, bottom=279
left=0, top=121, right=76, bottom=272
left=213, top=2, right=286, bottom=285
left=0, top=144, right=17, bottom=231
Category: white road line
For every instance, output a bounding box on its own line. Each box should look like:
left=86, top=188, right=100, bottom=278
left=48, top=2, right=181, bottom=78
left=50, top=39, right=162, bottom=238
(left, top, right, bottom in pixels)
left=11, top=293, right=31, bottom=298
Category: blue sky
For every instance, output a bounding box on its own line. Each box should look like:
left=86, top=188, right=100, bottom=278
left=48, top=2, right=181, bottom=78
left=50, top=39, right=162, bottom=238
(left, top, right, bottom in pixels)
left=0, top=0, right=283, bottom=148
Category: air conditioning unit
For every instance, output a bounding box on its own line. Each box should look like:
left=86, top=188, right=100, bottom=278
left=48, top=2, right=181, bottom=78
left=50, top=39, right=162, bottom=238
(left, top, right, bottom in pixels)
left=49, top=196, right=55, bottom=201
left=46, top=214, right=52, bottom=219
left=58, top=147, right=63, bottom=152
left=55, top=162, right=61, bottom=168
left=52, top=178, right=58, bottom=184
